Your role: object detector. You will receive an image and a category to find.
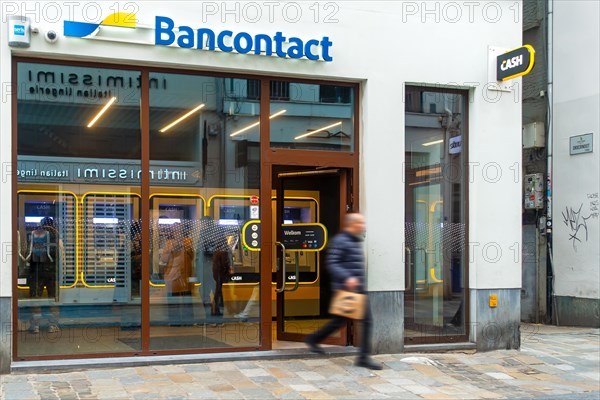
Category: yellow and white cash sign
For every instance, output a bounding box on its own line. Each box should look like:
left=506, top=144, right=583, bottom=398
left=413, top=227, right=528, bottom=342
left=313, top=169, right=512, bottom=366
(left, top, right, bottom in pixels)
left=497, top=44, right=535, bottom=81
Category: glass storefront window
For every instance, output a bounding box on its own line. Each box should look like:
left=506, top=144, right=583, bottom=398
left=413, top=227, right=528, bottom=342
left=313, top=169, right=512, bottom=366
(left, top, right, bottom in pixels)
left=404, top=86, right=467, bottom=342
left=16, top=62, right=141, bottom=356
left=14, top=61, right=359, bottom=359
left=268, top=81, right=355, bottom=151
left=15, top=65, right=264, bottom=356
left=148, top=73, right=261, bottom=350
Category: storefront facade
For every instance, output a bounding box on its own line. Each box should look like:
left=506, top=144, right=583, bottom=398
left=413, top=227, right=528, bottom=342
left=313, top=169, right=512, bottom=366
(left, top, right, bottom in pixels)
left=1, top=2, right=523, bottom=371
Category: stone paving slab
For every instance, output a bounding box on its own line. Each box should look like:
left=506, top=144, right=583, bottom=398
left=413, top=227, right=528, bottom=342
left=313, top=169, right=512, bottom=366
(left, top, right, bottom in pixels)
left=2, top=324, right=599, bottom=399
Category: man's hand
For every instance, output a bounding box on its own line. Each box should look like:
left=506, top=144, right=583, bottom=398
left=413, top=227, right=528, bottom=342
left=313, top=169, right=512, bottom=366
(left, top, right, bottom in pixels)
left=345, top=277, right=359, bottom=291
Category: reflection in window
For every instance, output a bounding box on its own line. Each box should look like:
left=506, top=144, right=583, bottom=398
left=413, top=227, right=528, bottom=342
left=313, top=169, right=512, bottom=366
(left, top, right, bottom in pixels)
left=269, top=82, right=355, bottom=151
left=17, top=63, right=141, bottom=159
left=16, top=62, right=142, bottom=357
left=404, top=86, right=467, bottom=342
left=320, top=85, right=351, bottom=103
left=148, top=73, right=261, bottom=351
left=270, top=81, right=290, bottom=100
left=246, top=80, right=289, bottom=101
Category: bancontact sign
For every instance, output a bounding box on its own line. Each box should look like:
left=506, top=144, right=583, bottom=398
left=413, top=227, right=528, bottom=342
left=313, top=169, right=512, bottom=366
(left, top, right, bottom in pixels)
left=64, top=12, right=334, bottom=62
left=155, top=16, right=333, bottom=61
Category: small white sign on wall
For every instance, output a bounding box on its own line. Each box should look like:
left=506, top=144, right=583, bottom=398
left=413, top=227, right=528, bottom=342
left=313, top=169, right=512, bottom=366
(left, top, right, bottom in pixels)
left=449, top=135, right=462, bottom=154
left=570, top=133, right=593, bottom=155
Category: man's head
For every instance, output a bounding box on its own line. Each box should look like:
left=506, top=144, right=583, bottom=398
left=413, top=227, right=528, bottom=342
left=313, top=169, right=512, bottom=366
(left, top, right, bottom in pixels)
left=343, top=213, right=366, bottom=237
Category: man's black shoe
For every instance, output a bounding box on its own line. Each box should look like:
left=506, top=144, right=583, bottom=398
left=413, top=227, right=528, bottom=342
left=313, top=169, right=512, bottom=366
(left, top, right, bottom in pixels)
left=304, top=337, right=325, bottom=354
left=355, top=358, right=383, bottom=370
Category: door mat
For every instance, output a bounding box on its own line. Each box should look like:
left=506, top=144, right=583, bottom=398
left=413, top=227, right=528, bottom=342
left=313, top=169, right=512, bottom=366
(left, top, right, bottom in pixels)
left=119, top=335, right=231, bottom=350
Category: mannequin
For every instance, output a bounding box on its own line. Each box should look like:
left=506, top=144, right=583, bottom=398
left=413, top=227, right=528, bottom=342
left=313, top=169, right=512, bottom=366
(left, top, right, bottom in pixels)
left=24, top=217, right=60, bottom=333
left=25, top=223, right=53, bottom=297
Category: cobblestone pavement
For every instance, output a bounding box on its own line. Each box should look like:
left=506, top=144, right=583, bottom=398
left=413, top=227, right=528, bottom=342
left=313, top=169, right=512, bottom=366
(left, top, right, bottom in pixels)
left=1, top=324, right=599, bottom=399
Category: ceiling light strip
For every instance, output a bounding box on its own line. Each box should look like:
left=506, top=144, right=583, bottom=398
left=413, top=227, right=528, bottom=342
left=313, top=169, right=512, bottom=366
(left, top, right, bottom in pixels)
left=294, top=121, right=342, bottom=140
left=230, top=121, right=260, bottom=137
left=422, top=139, right=444, bottom=146
left=160, top=103, right=206, bottom=133
left=229, top=109, right=287, bottom=137
left=87, top=97, right=117, bottom=128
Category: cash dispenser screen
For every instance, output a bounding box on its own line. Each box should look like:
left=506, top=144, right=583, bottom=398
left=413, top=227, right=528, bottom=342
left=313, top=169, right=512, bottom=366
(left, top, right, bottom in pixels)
left=219, top=205, right=249, bottom=224
left=24, top=202, right=56, bottom=222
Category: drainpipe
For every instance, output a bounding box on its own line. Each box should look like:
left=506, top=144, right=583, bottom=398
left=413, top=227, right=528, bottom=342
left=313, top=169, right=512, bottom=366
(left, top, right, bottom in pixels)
left=546, top=0, right=556, bottom=325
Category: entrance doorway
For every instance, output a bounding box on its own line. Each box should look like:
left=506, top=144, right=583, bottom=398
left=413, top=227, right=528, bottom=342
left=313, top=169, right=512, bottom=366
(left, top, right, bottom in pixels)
left=268, top=166, right=350, bottom=346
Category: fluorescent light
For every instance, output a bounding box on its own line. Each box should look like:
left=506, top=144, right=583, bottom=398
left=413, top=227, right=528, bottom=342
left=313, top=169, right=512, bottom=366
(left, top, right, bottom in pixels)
left=160, top=103, right=206, bottom=133
left=25, top=216, right=44, bottom=223
left=229, top=109, right=287, bottom=137
left=422, top=139, right=444, bottom=146
left=158, top=218, right=181, bottom=225
left=269, top=109, right=287, bottom=118
left=283, top=220, right=294, bottom=225
left=230, top=121, right=259, bottom=137
left=87, top=97, right=117, bottom=128
left=294, top=121, right=342, bottom=140
left=93, top=217, right=119, bottom=224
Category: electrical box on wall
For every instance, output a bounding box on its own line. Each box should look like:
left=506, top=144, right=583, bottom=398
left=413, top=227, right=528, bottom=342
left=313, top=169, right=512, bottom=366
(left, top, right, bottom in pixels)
left=523, top=122, right=545, bottom=148
left=524, top=173, right=544, bottom=209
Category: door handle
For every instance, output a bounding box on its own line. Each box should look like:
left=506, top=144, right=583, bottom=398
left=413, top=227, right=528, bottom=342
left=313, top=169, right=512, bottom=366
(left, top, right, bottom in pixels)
left=415, top=248, right=428, bottom=291
left=275, top=242, right=300, bottom=292
left=405, top=246, right=412, bottom=291
left=275, top=241, right=287, bottom=293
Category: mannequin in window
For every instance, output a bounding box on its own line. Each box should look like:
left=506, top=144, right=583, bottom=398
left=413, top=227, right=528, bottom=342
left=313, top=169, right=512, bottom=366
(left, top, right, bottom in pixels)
left=25, top=217, right=61, bottom=333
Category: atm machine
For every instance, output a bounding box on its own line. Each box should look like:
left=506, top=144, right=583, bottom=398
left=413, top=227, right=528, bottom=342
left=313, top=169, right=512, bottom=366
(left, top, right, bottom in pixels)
left=81, top=194, right=136, bottom=303
left=149, top=195, right=204, bottom=283
left=217, top=204, right=256, bottom=275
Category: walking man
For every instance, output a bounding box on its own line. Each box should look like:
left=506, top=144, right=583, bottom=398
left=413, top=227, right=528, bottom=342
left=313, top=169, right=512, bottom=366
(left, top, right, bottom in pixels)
left=305, top=213, right=383, bottom=370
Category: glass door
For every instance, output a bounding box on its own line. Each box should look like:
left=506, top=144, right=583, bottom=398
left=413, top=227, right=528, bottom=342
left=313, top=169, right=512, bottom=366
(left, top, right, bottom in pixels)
left=272, top=166, right=348, bottom=345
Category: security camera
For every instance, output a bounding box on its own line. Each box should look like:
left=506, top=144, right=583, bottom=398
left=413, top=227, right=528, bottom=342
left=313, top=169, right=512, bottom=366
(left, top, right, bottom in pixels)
left=44, top=30, right=58, bottom=43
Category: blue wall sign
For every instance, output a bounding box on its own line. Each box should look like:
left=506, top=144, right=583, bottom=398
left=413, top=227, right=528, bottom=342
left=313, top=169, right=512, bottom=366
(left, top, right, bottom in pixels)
left=155, top=16, right=333, bottom=62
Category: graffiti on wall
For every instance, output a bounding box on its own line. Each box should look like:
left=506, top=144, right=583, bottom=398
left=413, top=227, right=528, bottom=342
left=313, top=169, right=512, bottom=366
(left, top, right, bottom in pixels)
left=562, top=192, right=599, bottom=251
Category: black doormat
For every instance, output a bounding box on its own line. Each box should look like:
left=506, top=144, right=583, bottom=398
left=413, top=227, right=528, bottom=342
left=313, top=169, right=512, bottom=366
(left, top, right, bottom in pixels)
left=119, top=334, right=231, bottom=350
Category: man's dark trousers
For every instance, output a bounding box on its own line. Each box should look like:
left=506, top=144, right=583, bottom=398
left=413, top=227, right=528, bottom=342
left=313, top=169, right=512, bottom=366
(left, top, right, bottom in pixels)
left=308, top=299, right=372, bottom=359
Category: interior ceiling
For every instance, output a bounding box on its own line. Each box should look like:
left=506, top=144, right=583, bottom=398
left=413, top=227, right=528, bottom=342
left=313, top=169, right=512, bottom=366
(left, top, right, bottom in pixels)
left=17, top=102, right=199, bottom=160
left=18, top=101, right=194, bottom=131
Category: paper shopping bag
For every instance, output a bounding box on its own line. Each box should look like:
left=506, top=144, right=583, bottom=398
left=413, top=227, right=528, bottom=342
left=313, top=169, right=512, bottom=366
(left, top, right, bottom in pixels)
left=329, top=290, right=366, bottom=320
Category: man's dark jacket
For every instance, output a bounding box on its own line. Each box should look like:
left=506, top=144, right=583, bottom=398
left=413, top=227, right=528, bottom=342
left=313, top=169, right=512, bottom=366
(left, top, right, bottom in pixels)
left=326, top=231, right=365, bottom=293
